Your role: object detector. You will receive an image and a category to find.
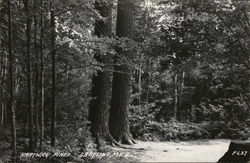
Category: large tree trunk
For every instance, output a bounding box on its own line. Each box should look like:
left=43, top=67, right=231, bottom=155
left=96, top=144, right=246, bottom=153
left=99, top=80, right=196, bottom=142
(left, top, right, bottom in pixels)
left=24, top=0, right=34, bottom=150
left=39, top=0, right=45, bottom=151
left=50, top=1, right=56, bottom=147
left=89, top=0, right=117, bottom=147
left=109, top=0, right=136, bottom=145
left=7, top=0, right=16, bottom=156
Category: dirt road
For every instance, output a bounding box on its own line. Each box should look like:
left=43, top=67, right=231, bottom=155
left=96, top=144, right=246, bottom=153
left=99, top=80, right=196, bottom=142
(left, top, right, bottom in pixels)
left=110, top=139, right=230, bottom=162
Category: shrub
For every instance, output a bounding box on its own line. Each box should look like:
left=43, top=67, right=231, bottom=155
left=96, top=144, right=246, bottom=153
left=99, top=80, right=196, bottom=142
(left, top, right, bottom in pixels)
left=130, top=118, right=209, bottom=141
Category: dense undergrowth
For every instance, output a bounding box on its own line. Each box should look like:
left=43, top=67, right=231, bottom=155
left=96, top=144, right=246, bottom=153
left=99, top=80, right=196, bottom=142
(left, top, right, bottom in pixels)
left=129, top=103, right=249, bottom=141
left=130, top=120, right=248, bottom=142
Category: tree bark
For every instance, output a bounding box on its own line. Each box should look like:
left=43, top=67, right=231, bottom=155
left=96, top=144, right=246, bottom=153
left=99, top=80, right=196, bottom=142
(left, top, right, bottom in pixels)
left=7, top=0, right=16, bottom=156
left=50, top=2, right=56, bottom=147
left=24, top=0, right=34, bottom=150
left=109, top=0, right=136, bottom=145
left=174, top=74, right=178, bottom=120
left=145, top=58, right=152, bottom=104
left=138, top=54, right=142, bottom=111
left=0, top=33, right=5, bottom=127
left=0, top=27, right=2, bottom=127
left=0, top=3, right=7, bottom=127
left=33, top=0, right=39, bottom=149
left=181, top=71, right=185, bottom=92
left=39, top=0, right=45, bottom=151
left=89, top=0, right=118, bottom=147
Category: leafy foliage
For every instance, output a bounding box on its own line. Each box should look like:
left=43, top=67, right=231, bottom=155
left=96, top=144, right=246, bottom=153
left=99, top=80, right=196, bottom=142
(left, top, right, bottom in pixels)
left=129, top=0, right=250, bottom=141
left=1, top=0, right=250, bottom=161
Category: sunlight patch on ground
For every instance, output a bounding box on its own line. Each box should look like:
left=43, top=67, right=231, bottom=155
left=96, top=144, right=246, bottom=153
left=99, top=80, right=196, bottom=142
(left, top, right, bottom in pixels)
left=111, top=139, right=230, bottom=162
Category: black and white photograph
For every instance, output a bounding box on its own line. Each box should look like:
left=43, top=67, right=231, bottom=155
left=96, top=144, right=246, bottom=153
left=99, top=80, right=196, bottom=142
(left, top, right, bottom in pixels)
left=0, top=0, right=250, bottom=162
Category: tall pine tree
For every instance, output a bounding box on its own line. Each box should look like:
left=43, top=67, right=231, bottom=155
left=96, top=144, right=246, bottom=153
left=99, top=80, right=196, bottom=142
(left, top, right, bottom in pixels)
left=109, top=0, right=136, bottom=145
left=89, top=0, right=120, bottom=147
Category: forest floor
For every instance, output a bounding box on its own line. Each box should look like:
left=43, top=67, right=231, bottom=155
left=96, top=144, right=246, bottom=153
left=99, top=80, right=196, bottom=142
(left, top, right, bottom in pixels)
left=107, top=139, right=230, bottom=162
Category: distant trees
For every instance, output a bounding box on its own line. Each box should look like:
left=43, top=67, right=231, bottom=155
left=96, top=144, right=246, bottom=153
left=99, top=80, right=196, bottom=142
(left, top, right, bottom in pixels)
left=0, top=0, right=97, bottom=156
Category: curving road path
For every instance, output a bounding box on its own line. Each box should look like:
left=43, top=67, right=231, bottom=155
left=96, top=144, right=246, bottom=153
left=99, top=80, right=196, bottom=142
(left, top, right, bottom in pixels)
left=110, top=139, right=230, bottom=162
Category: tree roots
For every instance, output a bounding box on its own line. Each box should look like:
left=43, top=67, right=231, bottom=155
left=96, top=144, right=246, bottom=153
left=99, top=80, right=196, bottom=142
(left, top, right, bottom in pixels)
left=121, top=133, right=136, bottom=145
left=95, top=132, right=121, bottom=150
left=94, top=131, right=137, bottom=151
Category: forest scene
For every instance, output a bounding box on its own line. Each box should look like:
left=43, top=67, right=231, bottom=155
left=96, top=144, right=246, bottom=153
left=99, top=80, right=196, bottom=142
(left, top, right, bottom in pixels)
left=0, top=0, right=250, bottom=162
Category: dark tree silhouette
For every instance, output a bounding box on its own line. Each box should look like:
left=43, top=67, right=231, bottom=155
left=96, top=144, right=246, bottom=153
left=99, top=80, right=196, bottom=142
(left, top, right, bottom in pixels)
left=109, top=0, right=136, bottom=145
left=50, top=1, right=56, bottom=147
left=89, top=0, right=119, bottom=147
left=24, top=0, right=34, bottom=150
left=7, top=0, right=16, bottom=156
left=39, top=0, right=45, bottom=151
